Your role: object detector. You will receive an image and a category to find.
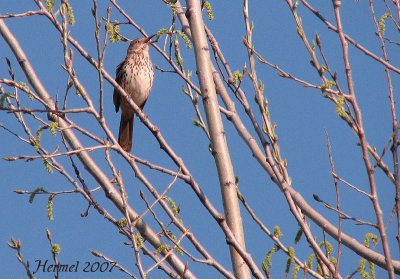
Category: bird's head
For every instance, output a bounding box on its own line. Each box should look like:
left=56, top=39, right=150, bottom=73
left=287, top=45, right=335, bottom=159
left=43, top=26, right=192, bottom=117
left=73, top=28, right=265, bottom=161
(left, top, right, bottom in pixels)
left=127, top=34, right=156, bottom=54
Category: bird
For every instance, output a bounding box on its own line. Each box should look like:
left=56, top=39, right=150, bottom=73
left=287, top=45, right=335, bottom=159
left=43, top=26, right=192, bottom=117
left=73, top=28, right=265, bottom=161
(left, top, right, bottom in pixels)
left=113, top=35, right=155, bottom=152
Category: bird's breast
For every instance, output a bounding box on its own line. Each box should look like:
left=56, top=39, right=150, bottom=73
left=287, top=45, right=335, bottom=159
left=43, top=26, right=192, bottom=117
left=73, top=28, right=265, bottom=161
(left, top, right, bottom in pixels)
left=120, top=53, right=154, bottom=111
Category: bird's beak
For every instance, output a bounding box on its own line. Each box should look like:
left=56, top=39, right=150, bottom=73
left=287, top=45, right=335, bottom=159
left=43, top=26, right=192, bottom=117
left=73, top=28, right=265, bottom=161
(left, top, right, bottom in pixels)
left=144, top=34, right=157, bottom=44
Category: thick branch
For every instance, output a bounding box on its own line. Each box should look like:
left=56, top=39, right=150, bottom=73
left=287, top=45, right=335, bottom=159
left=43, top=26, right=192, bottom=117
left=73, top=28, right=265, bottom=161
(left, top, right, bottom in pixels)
left=184, top=1, right=251, bottom=278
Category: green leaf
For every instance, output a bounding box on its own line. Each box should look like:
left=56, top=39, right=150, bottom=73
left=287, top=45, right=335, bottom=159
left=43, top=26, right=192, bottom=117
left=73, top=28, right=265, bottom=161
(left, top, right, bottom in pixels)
left=291, top=265, right=300, bottom=279
left=49, top=122, right=58, bottom=136
left=44, top=159, right=54, bottom=174
left=364, top=233, right=378, bottom=248
left=47, top=193, right=55, bottom=221
left=379, top=13, right=390, bottom=36
left=156, top=28, right=168, bottom=41
left=45, top=0, right=55, bottom=12
left=294, top=227, right=303, bottom=244
left=65, top=3, right=75, bottom=25
left=321, top=80, right=336, bottom=92
left=262, top=245, right=279, bottom=272
left=176, top=30, right=191, bottom=49
left=106, top=23, right=121, bottom=43
left=28, top=187, right=45, bottom=204
left=52, top=243, right=61, bottom=255
left=193, top=119, right=202, bottom=127
left=232, top=70, right=243, bottom=86
left=154, top=244, right=171, bottom=255
left=165, top=196, right=180, bottom=217
left=335, top=94, right=349, bottom=121
left=134, top=231, right=143, bottom=248
left=285, top=247, right=295, bottom=276
left=0, top=92, right=10, bottom=108
left=319, top=240, right=333, bottom=257
left=35, top=126, right=44, bottom=151
left=203, top=1, right=214, bottom=20
left=273, top=226, right=283, bottom=238
left=117, top=218, right=127, bottom=228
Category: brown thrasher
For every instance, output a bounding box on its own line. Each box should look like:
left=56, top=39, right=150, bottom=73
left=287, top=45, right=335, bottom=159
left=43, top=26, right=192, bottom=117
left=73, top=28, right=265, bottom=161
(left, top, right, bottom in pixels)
left=113, top=35, right=155, bottom=152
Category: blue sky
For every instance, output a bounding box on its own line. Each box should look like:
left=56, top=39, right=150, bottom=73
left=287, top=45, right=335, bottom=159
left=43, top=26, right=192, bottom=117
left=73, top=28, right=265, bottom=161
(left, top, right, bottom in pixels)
left=0, top=0, right=398, bottom=278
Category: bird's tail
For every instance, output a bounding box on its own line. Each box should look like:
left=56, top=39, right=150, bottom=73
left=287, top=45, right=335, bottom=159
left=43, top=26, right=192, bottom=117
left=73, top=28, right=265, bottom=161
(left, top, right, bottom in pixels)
left=118, top=114, right=134, bottom=152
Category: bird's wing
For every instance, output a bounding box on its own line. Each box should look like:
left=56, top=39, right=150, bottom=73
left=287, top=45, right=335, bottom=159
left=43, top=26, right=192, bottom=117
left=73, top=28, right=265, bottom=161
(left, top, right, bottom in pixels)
left=113, top=61, right=125, bottom=113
